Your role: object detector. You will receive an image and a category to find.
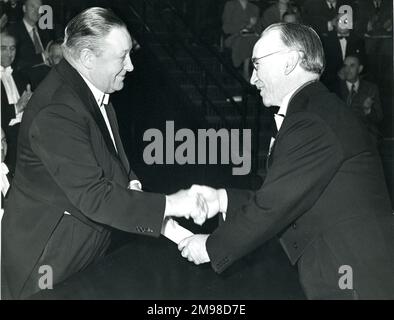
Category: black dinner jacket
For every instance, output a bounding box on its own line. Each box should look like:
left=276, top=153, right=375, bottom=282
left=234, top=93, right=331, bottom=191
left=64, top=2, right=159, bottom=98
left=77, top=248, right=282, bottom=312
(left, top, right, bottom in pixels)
left=2, top=59, right=166, bottom=299
left=206, top=81, right=392, bottom=273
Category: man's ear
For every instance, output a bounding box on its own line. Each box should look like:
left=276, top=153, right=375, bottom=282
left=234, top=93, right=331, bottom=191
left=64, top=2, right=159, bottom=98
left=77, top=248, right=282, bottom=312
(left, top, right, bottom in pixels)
left=22, top=4, right=26, bottom=14
left=358, top=65, right=364, bottom=74
left=284, top=51, right=298, bottom=75
left=79, top=48, right=95, bottom=69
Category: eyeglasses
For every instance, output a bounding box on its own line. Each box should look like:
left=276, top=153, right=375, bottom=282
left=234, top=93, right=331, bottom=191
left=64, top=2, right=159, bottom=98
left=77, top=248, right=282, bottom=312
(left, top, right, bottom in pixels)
left=251, top=49, right=303, bottom=70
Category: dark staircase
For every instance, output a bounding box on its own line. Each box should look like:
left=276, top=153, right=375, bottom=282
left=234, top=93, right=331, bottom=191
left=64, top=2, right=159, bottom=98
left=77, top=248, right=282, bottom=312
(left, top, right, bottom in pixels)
left=114, top=0, right=276, bottom=183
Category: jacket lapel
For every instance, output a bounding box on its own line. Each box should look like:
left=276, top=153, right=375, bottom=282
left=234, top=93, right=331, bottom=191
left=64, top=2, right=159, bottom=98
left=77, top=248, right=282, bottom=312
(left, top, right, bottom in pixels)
left=267, top=81, right=321, bottom=169
left=106, top=102, right=130, bottom=173
left=54, top=60, right=119, bottom=159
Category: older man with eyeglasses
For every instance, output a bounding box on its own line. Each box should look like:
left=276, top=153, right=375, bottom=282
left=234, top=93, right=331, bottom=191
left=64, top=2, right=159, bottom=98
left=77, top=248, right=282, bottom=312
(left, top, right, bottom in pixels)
left=179, top=23, right=394, bottom=300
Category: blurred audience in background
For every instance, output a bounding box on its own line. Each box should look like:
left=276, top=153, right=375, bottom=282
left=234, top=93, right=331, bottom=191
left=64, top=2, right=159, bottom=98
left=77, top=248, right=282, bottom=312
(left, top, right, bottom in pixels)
left=8, top=0, right=54, bottom=71
left=336, top=54, right=383, bottom=143
left=1, top=28, right=32, bottom=177
left=354, top=0, right=392, bottom=36
left=222, top=0, right=260, bottom=80
left=321, top=17, right=365, bottom=91
left=303, top=0, right=350, bottom=36
left=25, top=37, right=63, bottom=90
left=0, top=0, right=392, bottom=198
left=259, top=0, right=301, bottom=30
left=2, top=0, right=23, bottom=25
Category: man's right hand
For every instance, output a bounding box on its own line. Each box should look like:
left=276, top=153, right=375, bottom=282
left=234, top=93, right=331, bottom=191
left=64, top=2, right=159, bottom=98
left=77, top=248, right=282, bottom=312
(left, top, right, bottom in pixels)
left=164, top=188, right=208, bottom=225
left=15, top=84, right=32, bottom=114
left=190, top=185, right=227, bottom=220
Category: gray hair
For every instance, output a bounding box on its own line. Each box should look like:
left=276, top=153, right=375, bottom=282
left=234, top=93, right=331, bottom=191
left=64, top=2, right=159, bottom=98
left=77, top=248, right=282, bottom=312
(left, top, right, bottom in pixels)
left=264, top=23, right=325, bottom=75
left=62, top=7, right=126, bottom=60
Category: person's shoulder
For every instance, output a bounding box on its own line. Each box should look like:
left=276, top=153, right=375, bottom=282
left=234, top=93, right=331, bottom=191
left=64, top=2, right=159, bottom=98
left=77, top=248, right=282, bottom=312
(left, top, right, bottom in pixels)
left=290, top=82, right=346, bottom=117
left=360, top=79, right=379, bottom=92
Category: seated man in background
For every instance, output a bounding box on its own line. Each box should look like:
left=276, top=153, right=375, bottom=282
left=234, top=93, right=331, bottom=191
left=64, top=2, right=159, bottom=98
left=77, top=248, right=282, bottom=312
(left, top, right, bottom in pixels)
left=1, top=28, right=32, bottom=177
left=25, top=38, right=64, bottom=90
left=336, top=54, right=383, bottom=143
left=46, top=38, right=64, bottom=66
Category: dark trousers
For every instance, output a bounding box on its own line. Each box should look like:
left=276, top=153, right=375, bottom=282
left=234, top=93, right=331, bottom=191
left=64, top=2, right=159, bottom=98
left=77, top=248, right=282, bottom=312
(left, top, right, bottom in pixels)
left=13, top=214, right=111, bottom=299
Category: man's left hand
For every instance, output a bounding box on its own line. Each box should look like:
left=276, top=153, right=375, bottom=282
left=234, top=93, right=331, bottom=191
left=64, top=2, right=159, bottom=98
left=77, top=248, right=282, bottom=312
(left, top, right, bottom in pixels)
left=178, top=234, right=210, bottom=265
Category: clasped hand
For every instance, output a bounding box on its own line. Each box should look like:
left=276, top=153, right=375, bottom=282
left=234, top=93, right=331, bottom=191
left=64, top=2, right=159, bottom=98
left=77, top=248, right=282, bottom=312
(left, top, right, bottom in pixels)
left=165, top=185, right=224, bottom=225
left=166, top=185, right=226, bottom=265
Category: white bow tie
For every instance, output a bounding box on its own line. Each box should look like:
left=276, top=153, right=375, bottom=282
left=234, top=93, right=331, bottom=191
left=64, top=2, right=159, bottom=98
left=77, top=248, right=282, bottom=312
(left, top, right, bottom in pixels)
left=0, top=66, right=13, bottom=77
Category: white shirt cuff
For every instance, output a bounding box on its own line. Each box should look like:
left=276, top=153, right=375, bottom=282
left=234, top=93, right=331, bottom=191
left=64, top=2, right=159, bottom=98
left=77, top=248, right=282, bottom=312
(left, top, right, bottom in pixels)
left=218, top=189, right=228, bottom=221
left=128, top=180, right=142, bottom=191
left=8, top=111, right=23, bottom=126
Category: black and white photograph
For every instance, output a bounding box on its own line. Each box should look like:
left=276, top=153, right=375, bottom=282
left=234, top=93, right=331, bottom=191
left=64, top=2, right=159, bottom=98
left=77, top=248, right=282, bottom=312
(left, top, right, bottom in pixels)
left=0, top=0, right=393, bottom=304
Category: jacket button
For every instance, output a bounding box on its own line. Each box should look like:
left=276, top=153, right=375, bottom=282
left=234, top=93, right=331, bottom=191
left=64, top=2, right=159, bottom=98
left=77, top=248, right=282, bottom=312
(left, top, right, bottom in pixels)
left=293, top=242, right=298, bottom=249
left=292, top=223, right=297, bottom=229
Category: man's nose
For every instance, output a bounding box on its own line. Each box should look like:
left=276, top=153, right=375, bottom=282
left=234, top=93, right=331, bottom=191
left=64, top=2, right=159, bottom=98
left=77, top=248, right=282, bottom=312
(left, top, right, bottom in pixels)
left=250, top=69, right=258, bottom=86
left=124, top=54, right=134, bottom=72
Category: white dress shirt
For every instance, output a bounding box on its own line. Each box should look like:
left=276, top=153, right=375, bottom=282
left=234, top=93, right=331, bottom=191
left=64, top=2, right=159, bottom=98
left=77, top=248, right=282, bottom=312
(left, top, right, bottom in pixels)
left=222, top=85, right=302, bottom=220
left=346, top=79, right=359, bottom=93
left=339, top=37, right=347, bottom=60
left=79, top=73, right=118, bottom=153
left=78, top=73, right=142, bottom=191
left=0, top=66, right=23, bottom=126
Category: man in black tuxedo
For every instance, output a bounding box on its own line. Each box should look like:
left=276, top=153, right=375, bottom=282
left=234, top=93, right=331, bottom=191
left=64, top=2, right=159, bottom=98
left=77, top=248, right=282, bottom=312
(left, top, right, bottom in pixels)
left=179, top=23, right=394, bottom=299
left=1, top=29, right=32, bottom=177
left=321, top=21, right=365, bottom=91
left=2, top=8, right=207, bottom=300
left=9, top=0, right=53, bottom=71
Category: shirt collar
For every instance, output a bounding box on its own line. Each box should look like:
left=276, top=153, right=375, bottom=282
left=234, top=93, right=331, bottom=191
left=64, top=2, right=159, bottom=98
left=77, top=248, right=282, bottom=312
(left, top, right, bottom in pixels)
left=346, top=80, right=359, bottom=92
left=78, top=72, right=109, bottom=107
left=326, top=1, right=336, bottom=8
left=277, top=86, right=299, bottom=116
left=23, top=18, right=35, bottom=33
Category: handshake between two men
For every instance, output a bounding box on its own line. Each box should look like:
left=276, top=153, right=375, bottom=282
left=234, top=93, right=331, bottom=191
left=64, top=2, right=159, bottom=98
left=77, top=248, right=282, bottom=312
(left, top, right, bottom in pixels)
left=164, top=185, right=227, bottom=265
